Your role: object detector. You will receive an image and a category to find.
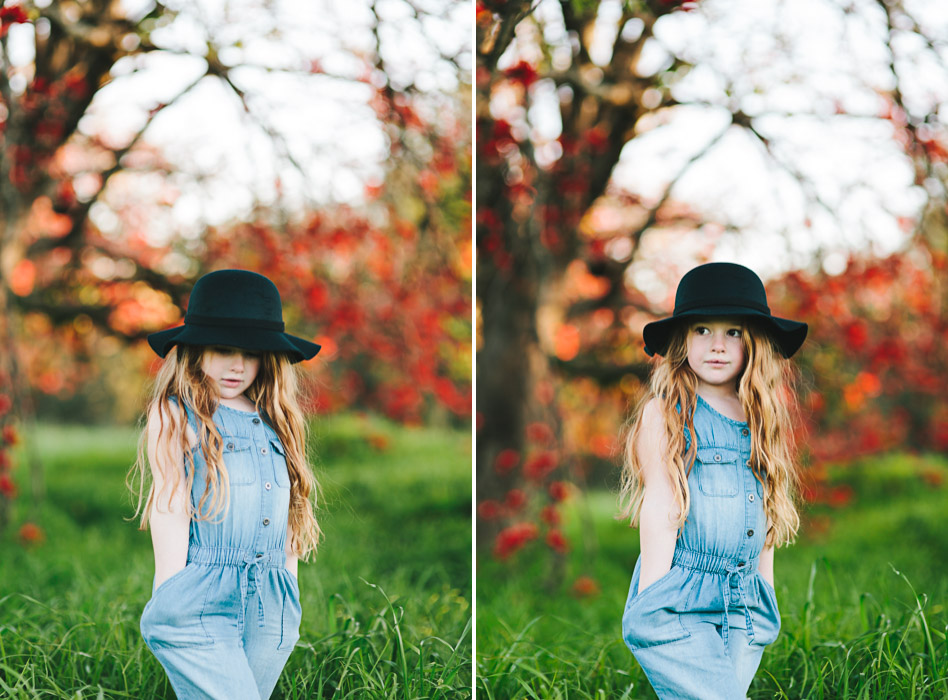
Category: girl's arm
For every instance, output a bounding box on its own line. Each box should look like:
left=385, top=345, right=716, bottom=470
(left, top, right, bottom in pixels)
left=146, top=402, right=192, bottom=590
left=758, top=543, right=774, bottom=587
left=285, top=523, right=299, bottom=579
left=636, top=398, right=680, bottom=594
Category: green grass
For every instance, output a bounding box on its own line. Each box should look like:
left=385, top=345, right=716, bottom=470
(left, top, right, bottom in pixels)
left=0, top=414, right=472, bottom=699
left=477, top=453, right=948, bottom=699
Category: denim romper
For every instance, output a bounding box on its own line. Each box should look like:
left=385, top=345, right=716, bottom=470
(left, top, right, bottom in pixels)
left=622, top=395, right=781, bottom=700
left=140, top=400, right=302, bottom=700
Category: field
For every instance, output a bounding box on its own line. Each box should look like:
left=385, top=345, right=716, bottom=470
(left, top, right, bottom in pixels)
left=0, top=415, right=472, bottom=699
left=477, top=453, right=948, bottom=699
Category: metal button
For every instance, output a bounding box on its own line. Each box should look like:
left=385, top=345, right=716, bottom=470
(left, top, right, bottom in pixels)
left=265, top=482, right=272, bottom=491
left=261, top=447, right=268, bottom=455
left=748, top=493, right=755, bottom=502
left=746, top=529, right=754, bottom=537
left=746, top=460, right=752, bottom=467
left=226, top=442, right=234, bottom=450
left=252, top=418, right=261, bottom=425
left=714, top=453, right=722, bottom=462
left=263, top=518, right=270, bottom=526
left=741, top=428, right=749, bottom=436
left=255, top=553, right=263, bottom=558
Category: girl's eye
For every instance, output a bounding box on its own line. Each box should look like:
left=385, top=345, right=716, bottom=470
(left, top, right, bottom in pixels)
left=694, top=326, right=710, bottom=335
left=727, top=328, right=743, bottom=338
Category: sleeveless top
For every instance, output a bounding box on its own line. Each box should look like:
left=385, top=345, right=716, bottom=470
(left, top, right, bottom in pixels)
left=140, top=398, right=301, bottom=649
left=622, top=395, right=782, bottom=650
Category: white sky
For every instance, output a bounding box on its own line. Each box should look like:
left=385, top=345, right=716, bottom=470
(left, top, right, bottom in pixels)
left=494, top=0, right=948, bottom=283
left=5, top=0, right=471, bottom=241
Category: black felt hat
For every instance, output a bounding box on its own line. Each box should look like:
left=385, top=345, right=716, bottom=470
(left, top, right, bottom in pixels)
left=642, top=262, right=807, bottom=358
left=147, top=269, right=321, bottom=363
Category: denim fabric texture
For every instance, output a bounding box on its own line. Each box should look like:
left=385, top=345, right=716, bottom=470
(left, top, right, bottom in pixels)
left=622, top=395, right=781, bottom=700
left=141, top=401, right=301, bottom=700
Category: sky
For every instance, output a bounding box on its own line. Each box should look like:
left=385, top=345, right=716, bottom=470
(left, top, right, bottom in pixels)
left=492, top=0, right=948, bottom=285
left=6, top=0, right=471, bottom=242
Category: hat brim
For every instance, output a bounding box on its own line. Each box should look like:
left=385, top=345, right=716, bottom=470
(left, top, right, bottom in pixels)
left=147, top=324, right=321, bottom=364
left=643, top=308, right=807, bottom=359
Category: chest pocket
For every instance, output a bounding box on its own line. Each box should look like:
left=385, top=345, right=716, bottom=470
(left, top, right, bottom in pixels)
left=222, top=436, right=257, bottom=485
left=271, top=437, right=291, bottom=488
left=697, top=447, right=740, bottom=497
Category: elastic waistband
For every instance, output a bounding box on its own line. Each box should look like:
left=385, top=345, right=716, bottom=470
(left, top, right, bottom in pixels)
left=673, top=548, right=758, bottom=575
left=188, top=544, right=286, bottom=568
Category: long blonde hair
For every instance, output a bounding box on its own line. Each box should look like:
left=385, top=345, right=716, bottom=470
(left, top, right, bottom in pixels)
left=127, top=345, right=322, bottom=559
left=618, top=320, right=802, bottom=548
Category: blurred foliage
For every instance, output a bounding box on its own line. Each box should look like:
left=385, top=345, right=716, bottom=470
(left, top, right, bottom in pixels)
left=475, top=0, right=948, bottom=567
left=0, top=2, right=471, bottom=421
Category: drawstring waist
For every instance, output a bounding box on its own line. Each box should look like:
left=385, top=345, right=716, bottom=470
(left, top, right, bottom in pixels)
left=188, top=545, right=286, bottom=629
left=672, top=548, right=759, bottom=647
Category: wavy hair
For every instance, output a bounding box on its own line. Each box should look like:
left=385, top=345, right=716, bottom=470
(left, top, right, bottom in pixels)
left=617, top=320, right=802, bottom=548
left=127, top=345, right=322, bottom=559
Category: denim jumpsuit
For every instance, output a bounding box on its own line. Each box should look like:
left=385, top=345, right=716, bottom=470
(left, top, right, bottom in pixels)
left=140, top=401, right=302, bottom=700
left=622, top=395, right=781, bottom=700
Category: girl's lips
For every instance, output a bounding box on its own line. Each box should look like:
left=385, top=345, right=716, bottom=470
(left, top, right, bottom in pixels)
left=222, top=378, right=242, bottom=387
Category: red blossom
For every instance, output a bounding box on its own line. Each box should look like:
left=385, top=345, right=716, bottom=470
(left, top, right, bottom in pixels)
left=540, top=505, right=560, bottom=526
left=0, top=473, right=16, bottom=498
left=572, top=575, right=600, bottom=598
left=504, top=488, right=527, bottom=511
left=0, top=394, right=11, bottom=416
left=525, top=421, right=555, bottom=445
left=18, top=522, right=44, bottom=545
left=548, top=480, right=569, bottom=502
left=478, top=499, right=504, bottom=520
left=504, top=61, right=538, bottom=89
left=0, top=5, right=29, bottom=37
left=546, top=529, right=569, bottom=553
left=523, top=451, right=557, bottom=481
left=366, top=433, right=390, bottom=451
left=493, top=448, right=520, bottom=474
left=493, top=522, right=538, bottom=560
left=827, top=485, right=853, bottom=508
left=844, top=320, right=868, bottom=348
left=1, top=425, right=16, bottom=446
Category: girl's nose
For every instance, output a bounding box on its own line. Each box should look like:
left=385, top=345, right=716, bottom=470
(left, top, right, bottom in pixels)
left=230, top=354, right=245, bottom=371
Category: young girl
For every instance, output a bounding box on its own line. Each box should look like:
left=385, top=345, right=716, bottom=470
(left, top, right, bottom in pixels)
left=618, top=262, right=807, bottom=700
left=127, top=269, right=323, bottom=699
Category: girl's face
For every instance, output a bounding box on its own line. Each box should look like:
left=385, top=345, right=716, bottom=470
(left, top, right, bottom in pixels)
left=686, top=318, right=746, bottom=391
left=201, top=346, right=261, bottom=400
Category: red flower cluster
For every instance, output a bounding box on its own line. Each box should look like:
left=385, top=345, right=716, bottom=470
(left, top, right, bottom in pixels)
left=548, top=480, right=569, bottom=502
left=572, top=576, right=600, bottom=598
left=19, top=522, right=44, bottom=545
left=493, top=522, right=539, bottom=559
left=493, top=448, right=520, bottom=474
left=523, top=451, right=557, bottom=481
left=545, top=529, right=569, bottom=554
left=504, top=488, right=527, bottom=511
left=0, top=473, right=16, bottom=498
left=504, top=61, right=539, bottom=89
left=0, top=4, right=28, bottom=38
left=526, top=421, right=555, bottom=445
left=540, top=505, right=560, bottom=525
